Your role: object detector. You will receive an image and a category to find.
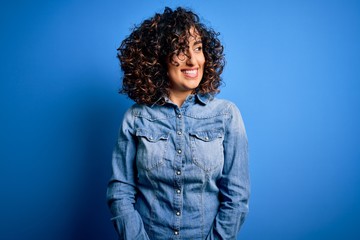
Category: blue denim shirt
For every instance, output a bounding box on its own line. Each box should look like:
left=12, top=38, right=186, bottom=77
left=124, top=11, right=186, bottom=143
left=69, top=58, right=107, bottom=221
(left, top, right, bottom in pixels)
left=107, top=93, right=250, bottom=240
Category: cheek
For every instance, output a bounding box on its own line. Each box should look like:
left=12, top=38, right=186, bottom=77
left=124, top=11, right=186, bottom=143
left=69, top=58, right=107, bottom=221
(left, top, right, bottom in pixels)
left=199, top=55, right=206, bottom=67
left=167, top=63, right=178, bottom=75
left=167, top=66, right=180, bottom=83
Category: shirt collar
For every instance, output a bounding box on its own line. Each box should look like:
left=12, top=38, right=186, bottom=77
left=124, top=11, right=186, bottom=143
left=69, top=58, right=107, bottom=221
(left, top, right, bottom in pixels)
left=151, top=93, right=213, bottom=107
left=195, top=93, right=213, bottom=105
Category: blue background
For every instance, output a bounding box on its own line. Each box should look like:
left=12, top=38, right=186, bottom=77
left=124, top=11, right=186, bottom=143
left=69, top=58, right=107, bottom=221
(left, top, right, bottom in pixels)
left=1, top=0, right=359, bottom=239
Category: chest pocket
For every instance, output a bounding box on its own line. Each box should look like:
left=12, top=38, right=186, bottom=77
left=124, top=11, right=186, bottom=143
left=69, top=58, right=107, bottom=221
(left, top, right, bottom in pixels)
left=135, top=128, right=169, bottom=171
left=189, top=129, right=224, bottom=172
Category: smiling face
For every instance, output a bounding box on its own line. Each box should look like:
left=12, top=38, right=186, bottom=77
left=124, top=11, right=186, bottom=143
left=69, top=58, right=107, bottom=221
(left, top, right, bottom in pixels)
left=167, top=27, right=205, bottom=104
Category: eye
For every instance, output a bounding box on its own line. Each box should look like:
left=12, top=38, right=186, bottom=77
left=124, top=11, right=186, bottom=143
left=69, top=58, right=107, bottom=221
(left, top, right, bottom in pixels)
left=194, top=46, right=203, bottom=52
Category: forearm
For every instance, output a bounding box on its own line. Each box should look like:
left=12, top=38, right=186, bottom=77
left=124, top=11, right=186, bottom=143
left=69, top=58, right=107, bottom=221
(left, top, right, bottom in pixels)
left=107, top=181, right=150, bottom=240
left=206, top=179, right=249, bottom=240
left=206, top=103, right=250, bottom=239
left=107, top=107, right=150, bottom=239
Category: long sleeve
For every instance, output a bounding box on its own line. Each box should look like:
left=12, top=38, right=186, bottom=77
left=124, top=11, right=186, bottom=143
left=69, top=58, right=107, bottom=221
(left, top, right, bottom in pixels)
left=206, top=103, right=250, bottom=240
left=106, top=107, right=150, bottom=240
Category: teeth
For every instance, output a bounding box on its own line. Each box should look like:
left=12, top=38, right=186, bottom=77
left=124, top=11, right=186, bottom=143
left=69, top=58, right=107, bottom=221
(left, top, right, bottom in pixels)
left=182, top=69, right=198, bottom=78
left=183, top=69, right=197, bottom=74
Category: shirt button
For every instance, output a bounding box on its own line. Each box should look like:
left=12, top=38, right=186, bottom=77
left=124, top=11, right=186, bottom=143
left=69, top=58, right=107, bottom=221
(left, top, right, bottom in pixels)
left=176, top=189, right=181, bottom=194
left=177, top=131, right=182, bottom=135
left=204, top=136, right=209, bottom=141
left=176, top=170, right=181, bottom=175
left=176, top=211, right=181, bottom=216
left=177, top=149, right=182, bottom=154
left=177, top=114, right=182, bottom=118
left=174, top=231, right=179, bottom=235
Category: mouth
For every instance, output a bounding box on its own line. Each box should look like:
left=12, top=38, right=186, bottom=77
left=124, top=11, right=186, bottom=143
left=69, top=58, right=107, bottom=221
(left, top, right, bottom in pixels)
left=181, top=68, right=198, bottom=78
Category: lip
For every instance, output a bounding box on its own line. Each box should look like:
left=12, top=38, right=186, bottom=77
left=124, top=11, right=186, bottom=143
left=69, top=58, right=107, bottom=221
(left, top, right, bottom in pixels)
left=181, top=68, right=198, bottom=78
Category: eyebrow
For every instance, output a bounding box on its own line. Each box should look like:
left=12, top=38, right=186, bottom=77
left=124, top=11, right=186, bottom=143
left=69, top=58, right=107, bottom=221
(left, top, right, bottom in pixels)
left=193, top=40, right=202, bottom=45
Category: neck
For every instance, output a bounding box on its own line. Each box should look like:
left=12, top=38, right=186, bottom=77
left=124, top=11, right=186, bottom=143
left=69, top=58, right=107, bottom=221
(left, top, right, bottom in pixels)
left=169, top=91, right=192, bottom=107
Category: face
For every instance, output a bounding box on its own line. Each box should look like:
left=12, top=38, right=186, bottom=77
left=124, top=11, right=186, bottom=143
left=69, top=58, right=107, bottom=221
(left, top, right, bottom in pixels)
left=167, top=27, right=205, bottom=98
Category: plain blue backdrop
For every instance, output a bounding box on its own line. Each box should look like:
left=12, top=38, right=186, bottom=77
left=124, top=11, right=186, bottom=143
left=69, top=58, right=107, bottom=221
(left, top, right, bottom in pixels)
left=1, top=0, right=359, bottom=239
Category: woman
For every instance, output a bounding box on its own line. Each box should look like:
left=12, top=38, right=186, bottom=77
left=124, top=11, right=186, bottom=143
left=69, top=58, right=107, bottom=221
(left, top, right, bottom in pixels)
left=107, top=7, right=250, bottom=240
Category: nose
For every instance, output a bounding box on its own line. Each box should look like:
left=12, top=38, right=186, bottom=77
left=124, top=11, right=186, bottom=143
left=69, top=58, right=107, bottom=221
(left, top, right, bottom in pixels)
left=185, top=51, right=195, bottom=66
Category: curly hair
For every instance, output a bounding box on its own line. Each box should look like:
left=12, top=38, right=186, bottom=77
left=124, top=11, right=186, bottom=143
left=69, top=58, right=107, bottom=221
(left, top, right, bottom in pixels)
left=117, top=7, right=225, bottom=105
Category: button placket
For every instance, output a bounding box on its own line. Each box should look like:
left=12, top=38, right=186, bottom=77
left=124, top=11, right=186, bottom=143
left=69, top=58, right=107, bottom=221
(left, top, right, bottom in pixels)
left=174, top=108, right=184, bottom=236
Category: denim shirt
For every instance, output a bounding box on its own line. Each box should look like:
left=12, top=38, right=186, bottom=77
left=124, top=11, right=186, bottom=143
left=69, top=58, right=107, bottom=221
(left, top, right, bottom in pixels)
left=107, top=93, right=250, bottom=240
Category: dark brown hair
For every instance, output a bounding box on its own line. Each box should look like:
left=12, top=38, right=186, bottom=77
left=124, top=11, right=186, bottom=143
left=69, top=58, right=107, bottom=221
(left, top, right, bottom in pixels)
left=117, top=7, right=225, bottom=105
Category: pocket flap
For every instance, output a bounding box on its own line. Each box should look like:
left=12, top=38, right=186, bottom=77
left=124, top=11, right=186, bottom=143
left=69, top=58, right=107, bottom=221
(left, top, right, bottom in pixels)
left=135, top=128, right=169, bottom=142
left=189, top=130, right=223, bottom=142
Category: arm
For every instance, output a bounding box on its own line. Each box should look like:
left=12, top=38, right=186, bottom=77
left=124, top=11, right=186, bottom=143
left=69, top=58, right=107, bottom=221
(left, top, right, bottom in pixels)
left=206, top=103, right=250, bottom=240
left=106, top=107, right=150, bottom=240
